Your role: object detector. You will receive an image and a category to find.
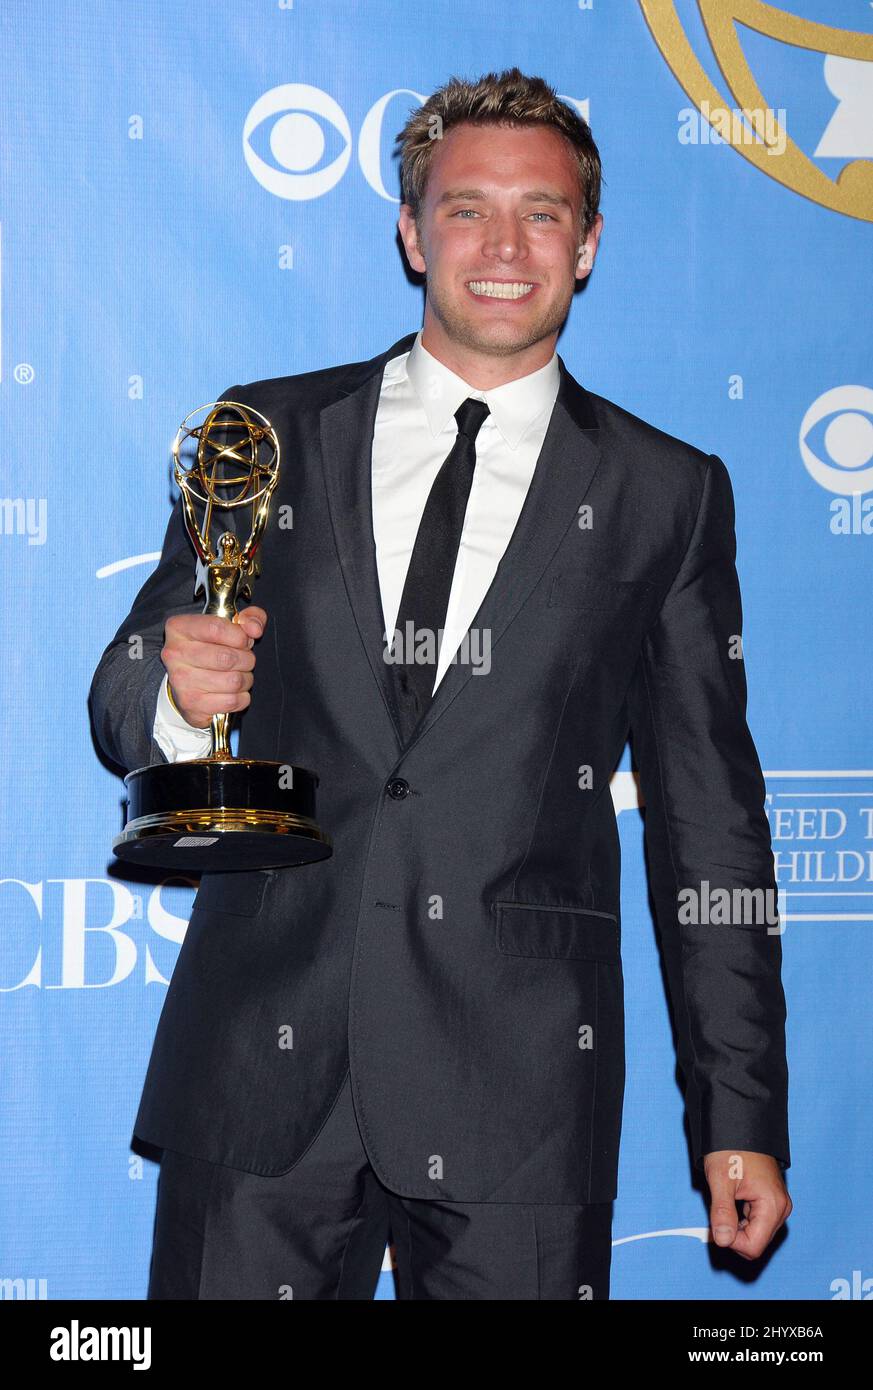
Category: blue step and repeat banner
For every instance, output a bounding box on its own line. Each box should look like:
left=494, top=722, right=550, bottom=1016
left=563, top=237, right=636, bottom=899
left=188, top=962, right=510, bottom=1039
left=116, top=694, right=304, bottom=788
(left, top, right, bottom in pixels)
left=1, top=0, right=871, bottom=1301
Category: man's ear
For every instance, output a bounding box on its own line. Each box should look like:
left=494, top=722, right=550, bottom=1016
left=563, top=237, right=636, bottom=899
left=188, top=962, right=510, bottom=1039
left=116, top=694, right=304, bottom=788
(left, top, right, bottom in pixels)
left=575, top=212, right=604, bottom=280
left=398, top=204, right=427, bottom=275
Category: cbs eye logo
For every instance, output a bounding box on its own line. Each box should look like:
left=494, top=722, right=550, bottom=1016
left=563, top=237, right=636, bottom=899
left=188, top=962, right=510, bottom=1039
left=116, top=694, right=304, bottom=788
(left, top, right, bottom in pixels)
left=800, top=386, right=873, bottom=495
left=243, top=83, right=353, bottom=200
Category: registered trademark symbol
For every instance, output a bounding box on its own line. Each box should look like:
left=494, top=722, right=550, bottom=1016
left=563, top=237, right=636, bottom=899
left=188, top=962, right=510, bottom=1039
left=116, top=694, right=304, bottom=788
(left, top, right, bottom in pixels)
left=14, top=363, right=35, bottom=385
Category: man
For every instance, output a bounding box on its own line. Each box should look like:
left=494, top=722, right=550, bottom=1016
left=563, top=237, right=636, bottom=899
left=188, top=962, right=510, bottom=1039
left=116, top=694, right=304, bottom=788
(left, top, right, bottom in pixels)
left=90, top=67, right=791, bottom=1301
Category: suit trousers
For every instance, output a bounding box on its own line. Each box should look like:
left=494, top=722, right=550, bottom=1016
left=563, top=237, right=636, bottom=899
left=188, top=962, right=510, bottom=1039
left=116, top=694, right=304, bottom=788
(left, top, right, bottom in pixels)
left=146, top=1071, right=613, bottom=1301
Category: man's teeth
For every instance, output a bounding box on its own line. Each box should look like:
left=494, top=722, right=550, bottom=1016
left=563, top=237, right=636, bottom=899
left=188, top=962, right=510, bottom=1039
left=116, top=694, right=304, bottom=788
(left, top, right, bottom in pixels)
left=467, top=281, right=535, bottom=299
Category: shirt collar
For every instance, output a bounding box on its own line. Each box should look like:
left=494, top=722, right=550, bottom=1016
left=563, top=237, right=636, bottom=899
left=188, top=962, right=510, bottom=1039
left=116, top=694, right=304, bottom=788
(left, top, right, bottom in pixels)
left=392, top=328, right=560, bottom=451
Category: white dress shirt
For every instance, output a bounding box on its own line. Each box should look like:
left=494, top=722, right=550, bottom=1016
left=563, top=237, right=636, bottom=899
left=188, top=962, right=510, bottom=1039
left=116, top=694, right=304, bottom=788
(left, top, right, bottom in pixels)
left=152, top=329, right=560, bottom=761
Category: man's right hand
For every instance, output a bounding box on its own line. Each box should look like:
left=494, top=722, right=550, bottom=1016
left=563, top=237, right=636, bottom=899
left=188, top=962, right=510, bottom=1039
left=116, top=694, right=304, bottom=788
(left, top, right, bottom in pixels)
left=160, top=606, right=267, bottom=729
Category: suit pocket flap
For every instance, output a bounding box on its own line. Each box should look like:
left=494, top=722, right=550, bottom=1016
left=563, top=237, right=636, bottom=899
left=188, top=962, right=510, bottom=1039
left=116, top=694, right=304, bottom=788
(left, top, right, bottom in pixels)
left=193, top=870, right=272, bottom=918
left=494, top=901, right=620, bottom=961
left=548, top=570, right=652, bottom=610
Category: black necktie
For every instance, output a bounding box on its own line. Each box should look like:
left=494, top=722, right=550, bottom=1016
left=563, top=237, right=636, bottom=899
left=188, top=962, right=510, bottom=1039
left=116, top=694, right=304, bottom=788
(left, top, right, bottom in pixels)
left=390, top=396, right=490, bottom=741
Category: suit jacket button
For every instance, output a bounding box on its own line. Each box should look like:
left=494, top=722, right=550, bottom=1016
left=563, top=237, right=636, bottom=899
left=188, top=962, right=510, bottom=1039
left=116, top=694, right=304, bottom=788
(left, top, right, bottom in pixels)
left=386, top=778, right=410, bottom=800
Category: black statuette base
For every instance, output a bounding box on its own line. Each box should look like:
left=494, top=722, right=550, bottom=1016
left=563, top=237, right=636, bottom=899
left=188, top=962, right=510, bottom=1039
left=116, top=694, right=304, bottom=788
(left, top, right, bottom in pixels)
left=113, top=758, right=332, bottom=872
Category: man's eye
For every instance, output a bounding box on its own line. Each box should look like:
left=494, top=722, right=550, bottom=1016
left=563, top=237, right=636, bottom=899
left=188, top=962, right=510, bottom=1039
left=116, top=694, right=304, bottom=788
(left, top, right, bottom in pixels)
left=450, top=209, right=556, bottom=221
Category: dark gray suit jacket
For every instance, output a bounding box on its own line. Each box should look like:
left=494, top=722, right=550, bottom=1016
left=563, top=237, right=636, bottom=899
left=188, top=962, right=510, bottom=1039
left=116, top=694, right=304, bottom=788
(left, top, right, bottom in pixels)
left=90, top=330, right=790, bottom=1203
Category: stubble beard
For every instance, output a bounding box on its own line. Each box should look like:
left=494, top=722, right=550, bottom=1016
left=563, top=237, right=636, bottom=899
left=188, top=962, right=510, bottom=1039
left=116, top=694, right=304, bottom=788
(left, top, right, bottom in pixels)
left=425, top=273, right=574, bottom=359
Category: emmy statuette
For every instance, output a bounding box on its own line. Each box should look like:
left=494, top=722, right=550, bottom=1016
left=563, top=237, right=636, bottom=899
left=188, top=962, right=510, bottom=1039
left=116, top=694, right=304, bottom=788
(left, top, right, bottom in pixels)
left=112, top=401, right=332, bottom=872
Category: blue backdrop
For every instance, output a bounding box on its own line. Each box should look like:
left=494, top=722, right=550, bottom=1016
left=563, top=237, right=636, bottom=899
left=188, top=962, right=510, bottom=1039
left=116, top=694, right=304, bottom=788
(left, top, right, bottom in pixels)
left=2, top=0, right=871, bottom=1301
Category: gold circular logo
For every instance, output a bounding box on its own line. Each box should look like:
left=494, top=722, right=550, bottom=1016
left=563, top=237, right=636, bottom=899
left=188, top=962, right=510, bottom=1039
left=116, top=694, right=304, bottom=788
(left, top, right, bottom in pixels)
left=640, top=0, right=873, bottom=221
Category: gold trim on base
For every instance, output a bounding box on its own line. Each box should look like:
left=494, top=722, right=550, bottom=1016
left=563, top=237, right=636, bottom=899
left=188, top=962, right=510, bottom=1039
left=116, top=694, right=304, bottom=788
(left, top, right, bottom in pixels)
left=115, top=807, right=330, bottom=842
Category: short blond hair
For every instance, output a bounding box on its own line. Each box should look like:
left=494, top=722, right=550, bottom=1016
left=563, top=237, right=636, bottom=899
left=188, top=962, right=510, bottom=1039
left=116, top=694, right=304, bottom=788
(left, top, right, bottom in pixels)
left=396, top=66, right=602, bottom=239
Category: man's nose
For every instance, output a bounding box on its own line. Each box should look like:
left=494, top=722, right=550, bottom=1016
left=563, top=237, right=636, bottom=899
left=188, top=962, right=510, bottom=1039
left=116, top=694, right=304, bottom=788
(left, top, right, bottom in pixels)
left=481, top=214, right=529, bottom=263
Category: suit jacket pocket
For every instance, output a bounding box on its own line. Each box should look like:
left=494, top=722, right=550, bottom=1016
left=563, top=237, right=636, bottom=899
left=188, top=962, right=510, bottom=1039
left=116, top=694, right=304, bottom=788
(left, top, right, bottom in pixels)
left=547, top=569, right=652, bottom=610
left=193, top=869, right=272, bottom=918
left=493, top=901, right=620, bottom=961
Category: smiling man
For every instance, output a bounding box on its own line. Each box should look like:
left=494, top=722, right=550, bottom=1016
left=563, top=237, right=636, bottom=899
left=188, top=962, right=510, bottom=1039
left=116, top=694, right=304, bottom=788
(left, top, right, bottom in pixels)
left=91, top=67, right=791, bottom=1301
left=403, top=120, right=599, bottom=377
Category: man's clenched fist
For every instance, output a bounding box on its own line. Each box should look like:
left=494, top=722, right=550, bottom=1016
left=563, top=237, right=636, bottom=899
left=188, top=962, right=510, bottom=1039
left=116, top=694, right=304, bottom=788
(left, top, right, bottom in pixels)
left=161, top=606, right=267, bottom=728
left=703, top=1149, right=792, bottom=1260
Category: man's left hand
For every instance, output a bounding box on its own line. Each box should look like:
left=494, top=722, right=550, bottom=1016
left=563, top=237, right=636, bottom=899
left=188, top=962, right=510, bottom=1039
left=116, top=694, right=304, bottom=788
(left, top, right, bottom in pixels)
left=703, top=1150, right=792, bottom=1260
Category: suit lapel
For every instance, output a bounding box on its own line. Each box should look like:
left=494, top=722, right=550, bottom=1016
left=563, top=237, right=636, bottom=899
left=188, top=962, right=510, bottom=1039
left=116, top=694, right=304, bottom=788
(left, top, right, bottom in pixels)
left=319, top=335, right=603, bottom=754
left=320, top=334, right=416, bottom=748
